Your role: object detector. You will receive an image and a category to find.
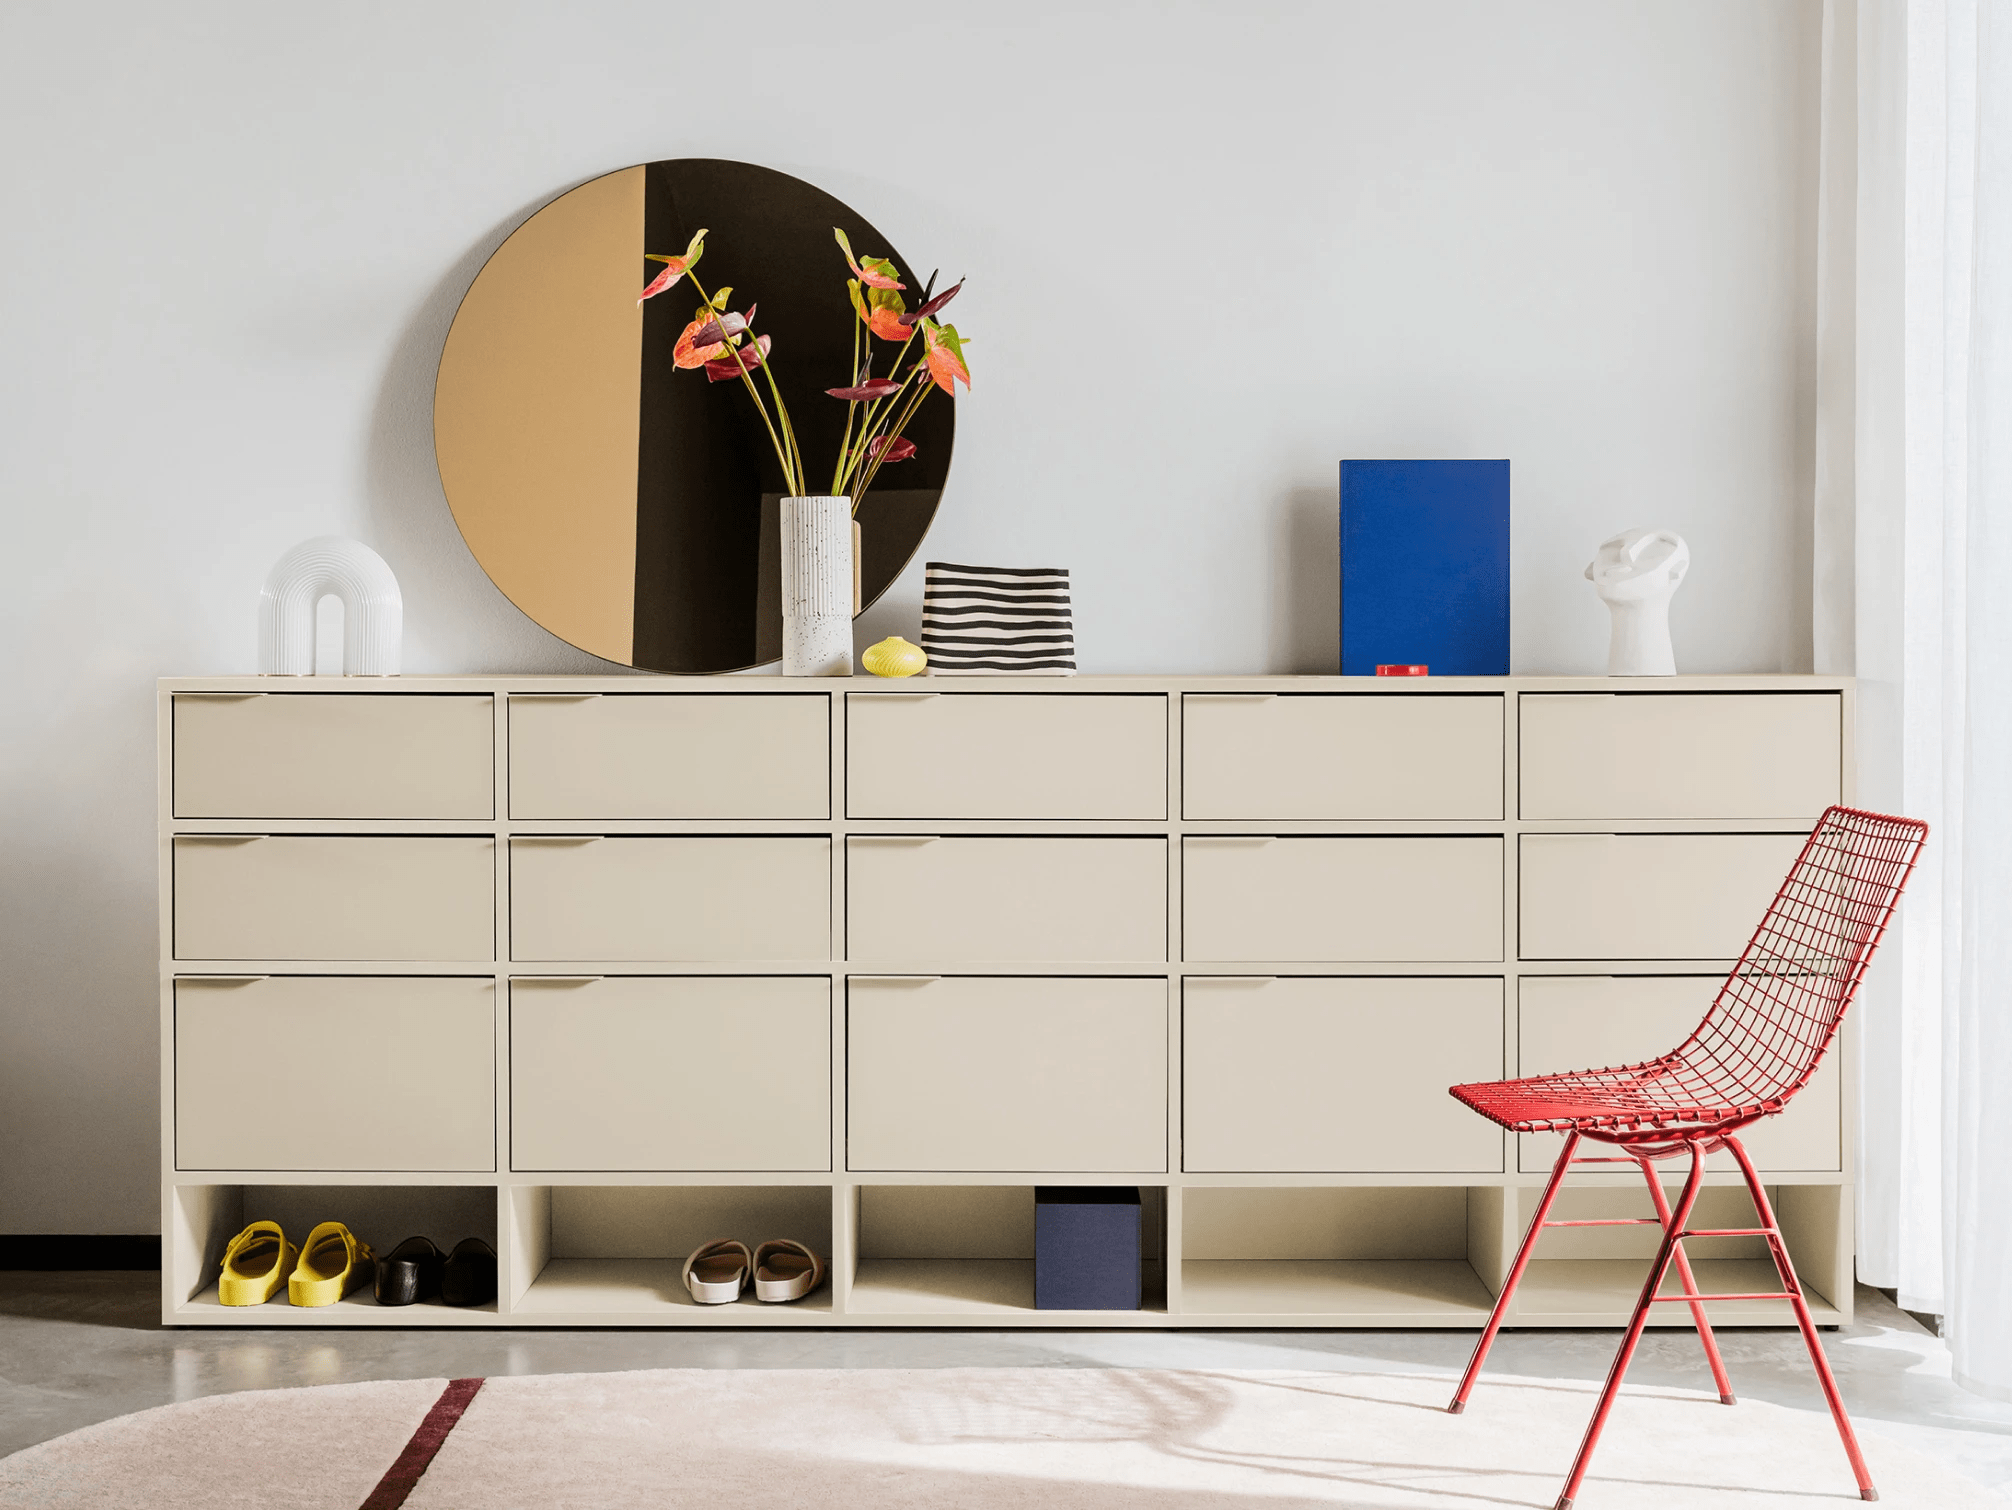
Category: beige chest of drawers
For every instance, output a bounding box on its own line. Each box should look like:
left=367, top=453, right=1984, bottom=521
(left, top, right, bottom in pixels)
left=158, top=674, right=1856, bottom=1328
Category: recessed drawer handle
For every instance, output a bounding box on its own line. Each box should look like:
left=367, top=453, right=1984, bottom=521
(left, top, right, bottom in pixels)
left=850, top=835, right=940, bottom=845
left=857, top=692, right=941, bottom=700
left=1187, top=976, right=1275, bottom=986
left=1185, top=835, right=1276, bottom=845
left=512, top=835, right=603, bottom=845
left=173, top=691, right=267, bottom=701
left=176, top=975, right=268, bottom=985
left=1185, top=693, right=1278, bottom=702
left=1530, top=833, right=1619, bottom=842
left=849, top=975, right=942, bottom=985
left=510, top=693, right=602, bottom=701
left=513, top=975, right=603, bottom=986
left=176, top=834, right=267, bottom=844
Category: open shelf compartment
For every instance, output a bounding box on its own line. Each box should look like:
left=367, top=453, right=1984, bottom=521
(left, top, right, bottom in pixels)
left=169, top=1182, right=498, bottom=1323
left=848, top=1185, right=1168, bottom=1318
left=508, top=1184, right=834, bottom=1321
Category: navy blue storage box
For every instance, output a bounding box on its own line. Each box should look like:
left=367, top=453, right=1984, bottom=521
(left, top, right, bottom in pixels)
left=1034, top=1186, right=1141, bottom=1310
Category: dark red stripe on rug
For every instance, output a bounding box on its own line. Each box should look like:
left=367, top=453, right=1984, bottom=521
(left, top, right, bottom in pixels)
left=359, top=1377, right=484, bottom=1510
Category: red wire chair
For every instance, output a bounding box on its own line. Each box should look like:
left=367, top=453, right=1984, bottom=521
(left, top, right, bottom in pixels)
left=1446, top=805, right=1927, bottom=1510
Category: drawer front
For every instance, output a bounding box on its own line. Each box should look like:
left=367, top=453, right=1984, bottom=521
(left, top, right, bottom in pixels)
left=1519, top=693, right=1841, bottom=820
left=1183, top=837, right=1503, bottom=962
left=173, top=837, right=494, bottom=960
left=509, top=693, right=828, bottom=819
left=174, top=977, right=494, bottom=1170
left=1517, top=975, right=1840, bottom=1171
left=1519, top=832, right=1807, bottom=960
left=173, top=694, right=493, bottom=819
left=511, top=976, right=830, bottom=1170
left=847, top=837, right=1166, bottom=963
left=1184, top=694, right=1503, bottom=819
left=1184, top=977, right=1505, bottom=1172
left=847, top=976, right=1166, bottom=1171
left=510, top=837, right=830, bottom=961
left=846, top=694, right=1167, bottom=818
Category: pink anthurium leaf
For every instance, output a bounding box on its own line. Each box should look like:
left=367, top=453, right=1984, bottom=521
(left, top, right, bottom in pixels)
left=900, top=278, right=964, bottom=325
left=673, top=317, right=728, bottom=369
left=638, top=261, right=685, bottom=304
left=827, top=379, right=903, bottom=401
left=832, top=225, right=905, bottom=290
left=703, top=333, right=771, bottom=382
left=868, top=434, right=917, bottom=463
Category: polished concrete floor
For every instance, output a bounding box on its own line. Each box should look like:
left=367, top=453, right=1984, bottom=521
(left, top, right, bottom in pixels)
left=3, top=1275, right=2008, bottom=1498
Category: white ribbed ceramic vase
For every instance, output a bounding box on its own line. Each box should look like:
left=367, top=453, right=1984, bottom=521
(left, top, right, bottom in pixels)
left=779, top=496, right=853, bottom=676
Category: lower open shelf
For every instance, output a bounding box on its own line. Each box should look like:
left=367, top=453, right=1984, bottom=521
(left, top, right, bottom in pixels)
left=1180, top=1260, right=1494, bottom=1321
left=1510, top=1259, right=1839, bottom=1326
left=175, top=1285, right=499, bottom=1324
left=514, top=1257, right=834, bottom=1320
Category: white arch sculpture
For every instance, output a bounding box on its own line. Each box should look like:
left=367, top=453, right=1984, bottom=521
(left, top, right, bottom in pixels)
left=258, top=536, right=403, bottom=676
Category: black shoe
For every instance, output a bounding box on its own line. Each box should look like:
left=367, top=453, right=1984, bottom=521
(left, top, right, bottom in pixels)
left=441, top=1238, right=496, bottom=1307
left=374, top=1236, right=445, bottom=1306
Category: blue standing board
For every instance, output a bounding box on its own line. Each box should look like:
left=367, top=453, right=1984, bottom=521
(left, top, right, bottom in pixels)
left=1339, top=460, right=1509, bottom=675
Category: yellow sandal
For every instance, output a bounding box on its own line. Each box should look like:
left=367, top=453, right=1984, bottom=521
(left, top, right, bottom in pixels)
left=288, top=1221, right=375, bottom=1307
left=218, top=1220, right=296, bottom=1306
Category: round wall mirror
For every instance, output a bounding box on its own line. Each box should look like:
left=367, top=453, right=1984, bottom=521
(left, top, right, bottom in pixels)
left=433, top=159, right=953, bottom=673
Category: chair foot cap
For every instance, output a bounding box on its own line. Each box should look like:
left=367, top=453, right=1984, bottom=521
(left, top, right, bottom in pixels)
left=1720, top=1393, right=1737, bottom=1405
left=1446, top=1400, right=1465, bottom=1415
left=1555, top=1498, right=1573, bottom=1510
left=1861, top=1492, right=1879, bottom=1502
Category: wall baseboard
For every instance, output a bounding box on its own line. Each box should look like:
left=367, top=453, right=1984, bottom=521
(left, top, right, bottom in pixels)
left=0, top=1236, right=161, bottom=1270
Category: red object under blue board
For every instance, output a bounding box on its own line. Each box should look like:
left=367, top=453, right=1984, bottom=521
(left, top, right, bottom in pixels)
left=1340, top=460, right=1510, bottom=676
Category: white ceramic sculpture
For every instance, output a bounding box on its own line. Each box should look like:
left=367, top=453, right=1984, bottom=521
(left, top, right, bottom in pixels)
left=1585, top=527, right=1689, bottom=676
left=258, top=536, right=403, bottom=676
left=779, top=496, right=853, bottom=676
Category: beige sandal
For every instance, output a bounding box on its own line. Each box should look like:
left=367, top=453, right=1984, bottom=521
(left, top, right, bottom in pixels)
left=682, top=1238, right=751, bottom=1304
left=752, top=1239, right=825, bottom=1303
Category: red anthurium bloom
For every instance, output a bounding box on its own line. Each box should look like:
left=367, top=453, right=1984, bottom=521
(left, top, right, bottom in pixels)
left=868, top=435, right=917, bottom=463
left=827, top=379, right=903, bottom=401
left=686, top=305, right=755, bottom=347
left=833, top=227, right=905, bottom=290
left=922, top=321, right=972, bottom=395
left=899, top=278, right=964, bottom=326
left=704, top=333, right=771, bottom=382
left=639, top=228, right=708, bottom=303
left=866, top=306, right=909, bottom=342
left=673, top=318, right=727, bottom=369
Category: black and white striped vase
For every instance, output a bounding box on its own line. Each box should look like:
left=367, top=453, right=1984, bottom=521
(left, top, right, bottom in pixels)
left=920, top=563, right=1076, bottom=674
left=780, top=496, right=853, bottom=676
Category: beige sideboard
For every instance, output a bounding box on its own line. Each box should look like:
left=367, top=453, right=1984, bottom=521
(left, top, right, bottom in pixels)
left=158, top=674, right=1855, bottom=1328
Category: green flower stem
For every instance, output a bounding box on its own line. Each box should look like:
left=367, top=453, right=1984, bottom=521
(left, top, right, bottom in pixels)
left=686, top=270, right=800, bottom=495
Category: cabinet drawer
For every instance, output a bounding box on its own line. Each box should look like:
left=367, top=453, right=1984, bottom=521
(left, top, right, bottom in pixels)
left=511, top=977, right=830, bottom=1170
left=1183, top=837, right=1502, bottom=962
left=1520, top=693, right=1841, bottom=820
left=509, top=694, right=828, bottom=819
left=1184, top=977, right=1505, bottom=1172
left=1519, top=832, right=1806, bottom=959
left=510, top=836, right=829, bottom=961
left=173, top=694, right=493, bottom=819
left=174, top=977, right=494, bottom=1170
left=1184, top=694, right=1502, bottom=819
left=847, top=837, right=1165, bottom=963
left=1517, top=975, right=1839, bottom=1170
left=847, top=976, right=1166, bottom=1171
left=173, top=837, right=494, bottom=960
left=846, top=694, right=1166, bottom=818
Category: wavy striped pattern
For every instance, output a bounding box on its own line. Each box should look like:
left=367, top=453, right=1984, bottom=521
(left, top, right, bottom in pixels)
left=920, top=562, right=1075, bottom=675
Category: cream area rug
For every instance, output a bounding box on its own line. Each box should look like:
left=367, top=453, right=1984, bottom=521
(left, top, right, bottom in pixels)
left=0, top=1367, right=1998, bottom=1510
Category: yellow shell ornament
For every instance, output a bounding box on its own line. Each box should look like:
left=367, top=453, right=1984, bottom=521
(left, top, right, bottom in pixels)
left=862, top=636, right=928, bottom=678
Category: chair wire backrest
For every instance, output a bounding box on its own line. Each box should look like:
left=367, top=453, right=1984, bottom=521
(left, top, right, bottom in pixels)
left=1670, top=806, right=1928, bottom=1112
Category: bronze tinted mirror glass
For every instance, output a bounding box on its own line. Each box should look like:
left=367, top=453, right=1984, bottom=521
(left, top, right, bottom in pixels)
left=434, top=159, right=952, bottom=672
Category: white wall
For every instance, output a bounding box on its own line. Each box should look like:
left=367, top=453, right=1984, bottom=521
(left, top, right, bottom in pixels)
left=0, top=0, right=1819, bottom=1231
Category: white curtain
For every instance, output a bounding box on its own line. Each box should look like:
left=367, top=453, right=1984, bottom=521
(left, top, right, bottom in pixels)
left=1817, top=0, right=2012, bottom=1401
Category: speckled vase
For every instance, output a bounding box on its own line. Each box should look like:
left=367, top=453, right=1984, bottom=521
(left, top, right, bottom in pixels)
left=780, top=496, right=853, bottom=676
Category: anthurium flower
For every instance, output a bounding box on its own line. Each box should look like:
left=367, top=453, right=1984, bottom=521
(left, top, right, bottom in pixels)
left=833, top=227, right=904, bottom=290
left=703, top=333, right=771, bottom=382
left=827, top=379, right=903, bottom=401
left=868, top=435, right=917, bottom=463
left=638, top=228, right=707, bottom=303
left=922, top=321, right=972, bottom=394
left=686, top=305, right=755, bottom=348
left=673, top=318, right=728, bottom=369
left=899, top=278, right=964, bottom=326
left=866, top=306, right=909, bottom=342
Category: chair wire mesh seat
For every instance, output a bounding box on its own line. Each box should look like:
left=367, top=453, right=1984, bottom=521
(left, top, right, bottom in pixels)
left=1445, top=805, right=1928, bottom=1509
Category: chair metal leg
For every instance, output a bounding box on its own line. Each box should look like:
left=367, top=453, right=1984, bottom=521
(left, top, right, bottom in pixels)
left=1637, top=1155, right=1735, bottom=1404
left=1448, top=1129, right=1580, bottom=1413
left=1724, top=1136, right=1878, bottom=1502
left=1554, top=1138, right=1708, bottom=1510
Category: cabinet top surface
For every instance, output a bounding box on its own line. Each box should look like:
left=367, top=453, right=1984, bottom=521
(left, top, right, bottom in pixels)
left=160, top=673, right=1852, bottom=694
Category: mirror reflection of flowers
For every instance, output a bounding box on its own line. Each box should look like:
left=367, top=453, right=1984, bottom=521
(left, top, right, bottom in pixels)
left=637, top=226, right=971, bottom=516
